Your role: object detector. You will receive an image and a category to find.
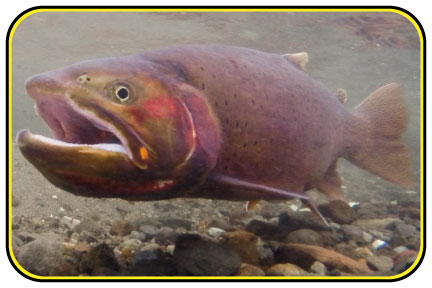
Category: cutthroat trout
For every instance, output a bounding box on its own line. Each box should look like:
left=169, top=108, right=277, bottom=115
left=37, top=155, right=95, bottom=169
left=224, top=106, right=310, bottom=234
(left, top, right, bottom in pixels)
left=16, top=45, right=412, bottom=215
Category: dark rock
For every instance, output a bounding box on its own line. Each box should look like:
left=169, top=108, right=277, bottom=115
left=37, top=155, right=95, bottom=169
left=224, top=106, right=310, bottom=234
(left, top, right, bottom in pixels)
left=257, top=244, right=275, bottom=267
left=16, top=231, right=37, bottom=244
left=285, top=229, right=324, bottom=246
left=320, top=230, right=344, bottom=246
left=74, top=218, right=104, bottom=236
left=80, top=243, right=119, bottom=273
left=173, top=234, right=241, bottom=276
left=245, top=219, right=278, bottom=239
left=366, top=255, right=393, bottom=272
left=278, top=211, right=330, bottom=235
left=110, top=220, right=136, bottom=236
left=130, top=249, right=177, bottom=276
left=154, top=227, right=179, bottom=245
left=159, top=217, right=192, bottom=230
left=222, top=230, right=259, bottom=265
left=15, top=233, right=69, bottom=276
left=318, top=200, right=356, bottom=224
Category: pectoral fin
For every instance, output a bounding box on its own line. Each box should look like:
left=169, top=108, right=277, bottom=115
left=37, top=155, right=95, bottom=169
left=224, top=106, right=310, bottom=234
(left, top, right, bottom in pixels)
left=209, top=173, right=309, bottom=200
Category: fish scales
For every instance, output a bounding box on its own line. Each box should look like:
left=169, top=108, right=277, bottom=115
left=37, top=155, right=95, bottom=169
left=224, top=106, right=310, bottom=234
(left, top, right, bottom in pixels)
left=145, top=45, right=349, bottom=196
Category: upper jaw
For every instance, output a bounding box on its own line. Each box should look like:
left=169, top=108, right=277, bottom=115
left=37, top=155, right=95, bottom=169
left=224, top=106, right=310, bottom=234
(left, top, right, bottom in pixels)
left=23, top=73, right=150, bottom=170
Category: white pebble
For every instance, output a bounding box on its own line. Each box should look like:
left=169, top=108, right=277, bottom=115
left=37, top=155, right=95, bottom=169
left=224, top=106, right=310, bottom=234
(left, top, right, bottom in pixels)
left=372, top=239, right=387, bottom=250
left=289, top=204, right=299, bottom=211
left=349, top=202, right=359, bottom=208
left=52, top=195, right=58, bottom=200
left=208, top=227, right=225, bottom=237
left=298, top=208, right=311, bottom=212
left=166, top=244, right=175, bottom=254
left=394, top=246, right=408, bottom=254
left=362, top=231, right=373, bottom=243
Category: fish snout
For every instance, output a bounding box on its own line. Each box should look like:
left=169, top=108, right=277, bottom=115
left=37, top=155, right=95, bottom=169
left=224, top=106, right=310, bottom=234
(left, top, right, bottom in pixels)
left=25, top=73, right=65, bottom=99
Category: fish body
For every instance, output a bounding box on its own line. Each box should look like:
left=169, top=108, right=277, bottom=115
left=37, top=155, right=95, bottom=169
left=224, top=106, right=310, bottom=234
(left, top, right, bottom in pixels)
left=17, top=45, right=412, bottom=202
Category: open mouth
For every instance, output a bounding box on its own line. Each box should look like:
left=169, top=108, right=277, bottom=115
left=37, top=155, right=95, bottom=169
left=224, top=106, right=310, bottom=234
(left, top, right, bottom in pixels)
left=17, top=92, right=149, bottom=170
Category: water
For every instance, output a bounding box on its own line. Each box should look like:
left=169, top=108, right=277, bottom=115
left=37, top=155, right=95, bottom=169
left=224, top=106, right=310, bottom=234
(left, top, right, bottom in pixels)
left=10, top=11, right=422, bottom=276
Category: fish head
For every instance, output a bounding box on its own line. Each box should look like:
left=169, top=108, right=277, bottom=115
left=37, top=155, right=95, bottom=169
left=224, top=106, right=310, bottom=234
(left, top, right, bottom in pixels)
left=16, top=56, right=221, bottom=199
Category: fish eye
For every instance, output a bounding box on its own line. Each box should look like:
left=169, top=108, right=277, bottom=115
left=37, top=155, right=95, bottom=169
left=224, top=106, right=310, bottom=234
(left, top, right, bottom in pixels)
left=115, top=86, right=130, bottom=102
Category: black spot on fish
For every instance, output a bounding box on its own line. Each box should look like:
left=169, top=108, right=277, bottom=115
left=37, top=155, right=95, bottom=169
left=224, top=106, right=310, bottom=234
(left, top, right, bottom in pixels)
left=225, top=100, right=228, bottom=106
left=200, top=66, right=204, bottom=71
left=233, top=93, right=237, bottom=98
left=214, top=101, right=218, bottom=107
left=201, top=83, right=205, bottom=90
left=236, top=121, right=239, bottom=128
left=251, top=99, right=255, bottom=105
left=225, top=118, right=229, bottom=124
left=244, top=121, right=249, bottom=128
left=260, top=105, right=264, bottom=111
left=243, top=143, right=248, bottom=148
left=212, top=74, right=216, bottom=78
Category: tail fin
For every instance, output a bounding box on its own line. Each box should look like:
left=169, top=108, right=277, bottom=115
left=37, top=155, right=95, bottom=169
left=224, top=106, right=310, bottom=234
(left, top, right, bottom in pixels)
left=346, top=83, right=412, bottom=188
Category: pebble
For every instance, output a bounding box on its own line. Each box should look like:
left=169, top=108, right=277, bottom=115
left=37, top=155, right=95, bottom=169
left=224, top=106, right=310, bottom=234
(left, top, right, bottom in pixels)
left=234, top=263, right=265, bottom=276
left=208, top=227, right=225, bottom=237
left=275, top=243, right=371, bottom=274
left=73, top=218, right=104, bottom=236
left=120, top=238, right=142, bottom=252
left=138, top=224, right=160, bottom=239
left=110, top=220, right=136, bottom=236
left=173, top=234, right=241, bottom=276
left=15, top=233, right=68, bottom=276
left=392, top=249, right=418, bottom=273
left=278, top=211, right=330, bottom=234
left=318, top=200, right=357, bottom=224
left=341, top=224, right=370, bottom=245
left=222, top=230, right=259, bottom=265
left=266, top=263, right=310, bottom=276
left=310, top=261, right=327, bottom=275
left=245, top=219, right=278, bottom=239
left=285, top=229, right=324, bottom=246
left=80, top=243, right=119, bottom=274
left=129, top=230, right=147, bottom=242
left=60, top=216, right=81, bottom=230
left=159, top=217, right=192, bottom=230
left=154, top=227, right=179, bottom=245
left=366, top=255, right=393, bottom=272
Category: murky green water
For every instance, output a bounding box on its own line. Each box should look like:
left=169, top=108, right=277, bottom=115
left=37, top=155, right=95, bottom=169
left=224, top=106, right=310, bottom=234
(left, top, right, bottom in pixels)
left=11, top=11, right=421, bottom=217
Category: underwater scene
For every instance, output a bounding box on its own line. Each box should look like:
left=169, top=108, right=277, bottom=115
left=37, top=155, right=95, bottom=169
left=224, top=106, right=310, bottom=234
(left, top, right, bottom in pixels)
left=10, top=10, right=422, bottom=278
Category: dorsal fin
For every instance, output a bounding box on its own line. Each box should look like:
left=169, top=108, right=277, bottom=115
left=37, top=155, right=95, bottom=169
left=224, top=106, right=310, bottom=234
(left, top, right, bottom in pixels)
left=335, top=88, right=347, bottom=104
left=282, top=52, right=309, bottom=71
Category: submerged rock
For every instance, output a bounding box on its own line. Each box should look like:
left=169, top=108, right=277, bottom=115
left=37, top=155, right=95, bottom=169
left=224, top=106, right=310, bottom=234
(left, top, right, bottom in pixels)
left=266, top=263, right=310, bottom=276
left=173, top=234, right=241, bottom=276
left=130, top=249, right=177, bottom=276
left=234, top=263, right=265, bottom=276
left=15, top=233, right=69, bottom=276
left=285, top=229, right=324, bottom=246
left=110, top=220, right=136, bottom=236
left=80, top=243, right=119, bottom=273
left=275, top=243, right=371, bottom=274
left=222, top=230, right=259, bottom=265
left=318, top=200, right=357, bottom=224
